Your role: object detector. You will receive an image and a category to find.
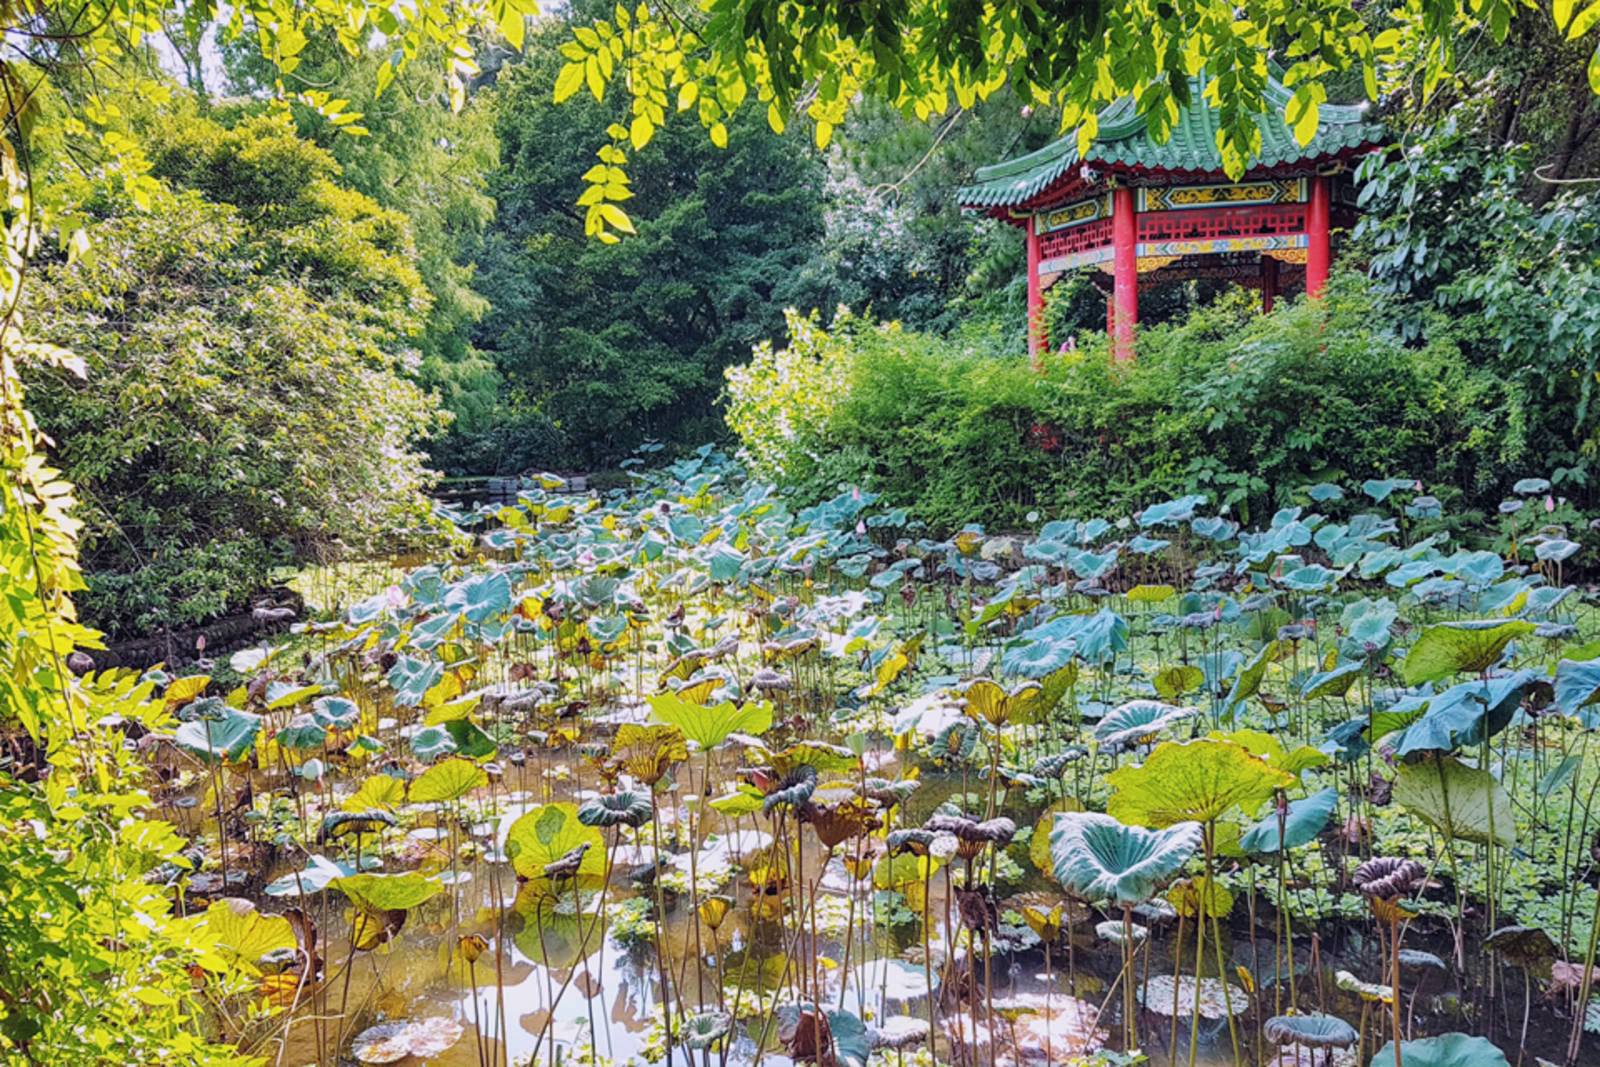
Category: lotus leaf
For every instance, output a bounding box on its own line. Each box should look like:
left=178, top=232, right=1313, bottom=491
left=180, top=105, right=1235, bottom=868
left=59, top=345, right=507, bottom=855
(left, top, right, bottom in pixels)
left=1095, top=700, right=1196, bottom=749
left=1107, top=740, right=1293, bottom=828
left=1138, top=975, right=1246, bottom=1019
left=776, top=1003, right=871, bottom=1067
left=504, top=802, right=607, bottom=884
left=578, top=789, right=653, bottom=827
left=1264, top=1015, right=1358, bottom=1049
left=1368, top=1033, right=1511, bottom=1067
left=312, top=695, right=361, bottom=729
left=1400, top=620, right=1534, bottom=685
left=1239, top=787, right=1338, bottom=853
left=408, top=757, right=487, bottom=803
left=174, top=707, right=261, bottom=764
left=351, top=1017, right=465, bottom=1064
left=332, top=872, right=445, bottom=913
left=648, top=691, right=772, bottom=749
left=1048, top=811, right=1200, bottom=905
left=197, top=898, right=297, bottom=977
left=1392, top=757, right=1514, bottom=846
left=387, top=654, right=443, bottom=707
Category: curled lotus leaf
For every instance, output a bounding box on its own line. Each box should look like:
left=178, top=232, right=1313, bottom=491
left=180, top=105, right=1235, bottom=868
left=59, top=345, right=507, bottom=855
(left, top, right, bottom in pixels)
left=962, top=678, right=1043, bottom=726
left=275, top=714, right=326, bottom=751
left=1334, top=969, right=1393, bottom=1004
left=1397, top=949, right=1447, bottom=972
left=864, top=777, right=919, bottom=808
left=1095, top=700, right=1196, bottom=750
left=755, top=765, right=819, bottom=815
left=577, top=789, right=652, bottom=828
left=886, top=828, right=936, bottom=856
left=1263, top=1014, right=1358, bottom=1049
left=1032, top=747, right=1087, bottom=779
left=542, top=841, right=593, bottom=880
left=319, top=810, right=398, bottom=843
left=776, top=1003, right=870, bottom=1067
left=1483, top=925, right=1557, bottom=978
left=798, top=788, right=882, bottom=849
left=608, top=723, right=687, bottom=785
left=924, top=813, right=1016, bottom=855
left=1354, top=856, right=1425, bottom=899
left=1049, top=811, right=1200, bottom=906
left=1095, top=919, right=1148, bottom=946
left=682, top=1011, right=734, bottom=1051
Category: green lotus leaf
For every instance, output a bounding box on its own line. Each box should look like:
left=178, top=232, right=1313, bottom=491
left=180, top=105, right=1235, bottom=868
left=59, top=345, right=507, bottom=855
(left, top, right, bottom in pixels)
left=1107, top=739, right=1294, bottom=829
left=1392, top=756, right=1514, bottom=847
left=275, top=714, right=326, bottom=752
left=388, top=654, right=443, bottom=707
left=1152, top=665, right=1204, bottom=701
left=647, top=691, right=772, bottom=749
left=409, top=724, right=457, bottom=762
left=1229, top=641, right=1280, bottom=705
left=681, top=1011, right=733, bottom=1050
left=264, top=854, right=358, bottom=897
left=444, top=570, right=513, bottom=626
left=409, top=757, right=488, bottom=803
left=1369, top=1033, right=1511, bottom=1067
left=1048, top=811, right=1200, bottom=906
left=578, top=789, right=653, bottom=828
left=312, top=695, right=361, bottom=729
left=1263, top=1014, right=1357, bottom=1049
left=319, top=809, right=397, bottom=842
left=776, top=1004, right=871, bottom=1067
left=1554, top=657, right=1600, bottom=723
left=196, top=898, right=297, bottom=978
left=1482, top=925, right=1557, bottom=978
left=1095, top=700, right=1195, bottom=749
left=708, top=785, right=766, bottom=817
left=1400, top=620, right=1534, bottom=686
left=1302, top=663, right=1363, bottom=700
left=1239, top=787, right=1337, bottom=853
left=442, top=718, right=496, bottom=760
left=265, top=681, right=323, bottom=710
left=332, top=871, right=444, bottom=913
left=174, top=707, right=261, bottom=764
left=504, top=803, right=607, bottom=885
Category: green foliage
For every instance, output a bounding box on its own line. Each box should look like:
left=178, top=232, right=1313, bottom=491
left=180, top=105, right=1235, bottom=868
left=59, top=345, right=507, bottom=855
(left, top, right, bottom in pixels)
left=25, top=106, right=446, bottom=636
left=1357, top=118, right=1600, bottom=489
left=725, top=279, right=1522, bottom=531
left=456, top=24, right=830, bottom=472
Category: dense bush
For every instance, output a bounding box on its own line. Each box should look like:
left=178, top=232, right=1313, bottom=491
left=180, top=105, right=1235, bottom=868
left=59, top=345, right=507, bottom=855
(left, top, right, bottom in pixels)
left=25, top=110, right=445, bottom=637
left=726, top=277, right=1525, bottom=531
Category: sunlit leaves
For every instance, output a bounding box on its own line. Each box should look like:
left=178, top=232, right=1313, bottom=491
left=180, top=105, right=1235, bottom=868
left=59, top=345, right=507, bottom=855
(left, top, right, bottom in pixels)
left=1392, top=756, right=1515, bottom=846
left=504, top=803, right=607, bottom=886
left=1107, top=740, right=1292, bottom=829
left=1400, top=620, right=1534, bottom=685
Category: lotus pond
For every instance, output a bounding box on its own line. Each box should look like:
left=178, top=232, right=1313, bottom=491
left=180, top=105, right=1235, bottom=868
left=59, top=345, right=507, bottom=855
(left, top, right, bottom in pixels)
left=152, top=451, right=1600, bottom=1067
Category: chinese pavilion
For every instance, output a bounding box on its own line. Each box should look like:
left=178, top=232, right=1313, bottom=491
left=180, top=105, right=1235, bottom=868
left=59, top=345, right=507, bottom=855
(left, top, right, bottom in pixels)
left=957, top=72, right=1385, bottom=359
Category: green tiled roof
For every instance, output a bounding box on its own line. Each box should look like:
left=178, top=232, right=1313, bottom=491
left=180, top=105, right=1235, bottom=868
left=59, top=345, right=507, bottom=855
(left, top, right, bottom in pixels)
left=957, top=71, right=1384, bottom=209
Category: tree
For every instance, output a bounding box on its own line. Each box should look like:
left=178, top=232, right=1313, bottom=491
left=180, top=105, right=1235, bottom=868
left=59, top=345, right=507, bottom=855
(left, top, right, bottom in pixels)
left=25, top=106, right=444, bottom=636
left=456, top=17, right=828, bottom=472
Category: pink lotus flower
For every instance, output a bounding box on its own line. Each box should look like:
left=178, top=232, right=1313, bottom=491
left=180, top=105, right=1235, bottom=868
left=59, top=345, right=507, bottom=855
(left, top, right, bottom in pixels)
left=1547, top=495, right=1557, bottom=513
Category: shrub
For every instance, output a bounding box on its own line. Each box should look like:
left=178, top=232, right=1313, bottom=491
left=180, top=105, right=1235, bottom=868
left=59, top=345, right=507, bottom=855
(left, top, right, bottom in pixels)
left=725, top=276, right=1524, bottom=531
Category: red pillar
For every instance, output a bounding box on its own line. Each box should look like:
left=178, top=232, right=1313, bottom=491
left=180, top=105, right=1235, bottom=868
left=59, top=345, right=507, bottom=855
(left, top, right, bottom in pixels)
left=1306, top=175, right=1331, bottom=299
left=1026, top=216, right=1045, bottom=357
left=1110, top=185, right=1137, bottom=360
left=1261, top=254, right=1279, bottom=314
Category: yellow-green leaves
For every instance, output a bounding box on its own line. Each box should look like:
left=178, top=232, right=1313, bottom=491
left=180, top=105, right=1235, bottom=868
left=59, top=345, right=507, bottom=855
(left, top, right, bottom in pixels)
left=1107, top=740, right=1292, bottom=829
